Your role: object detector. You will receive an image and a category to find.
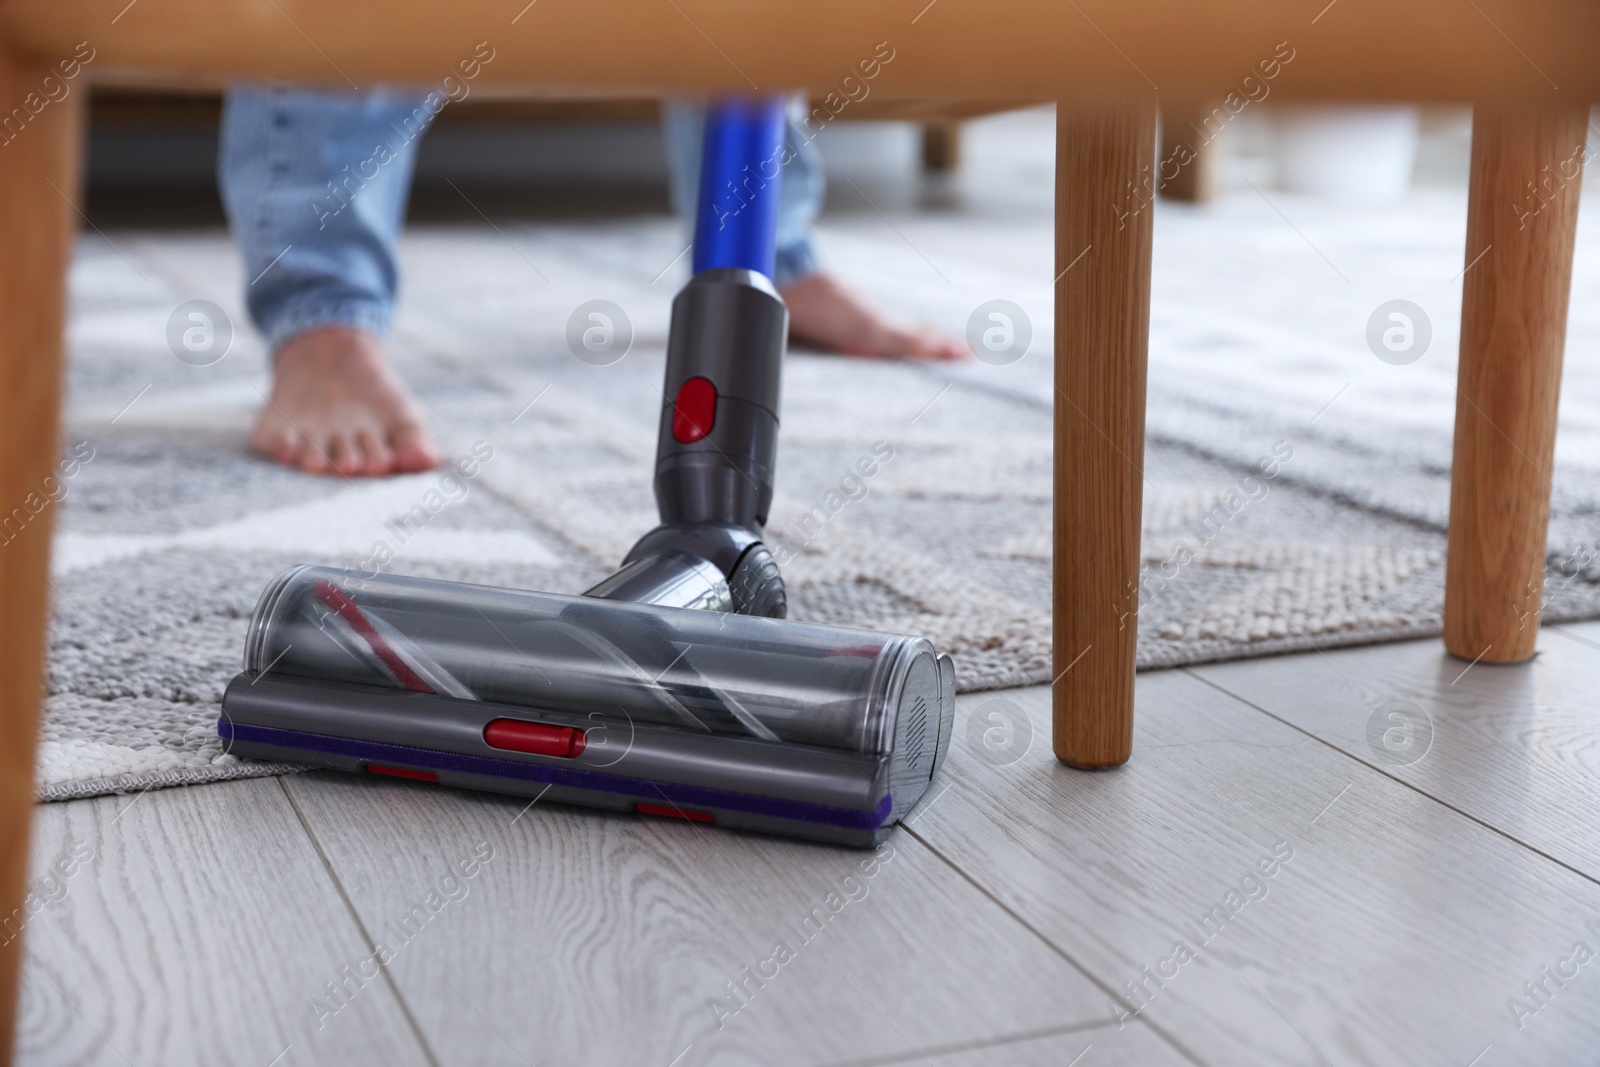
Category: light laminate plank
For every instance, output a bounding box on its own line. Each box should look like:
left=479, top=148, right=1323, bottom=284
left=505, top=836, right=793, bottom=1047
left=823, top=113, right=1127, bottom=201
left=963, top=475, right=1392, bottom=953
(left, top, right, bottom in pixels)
left=1194, top=626, right=1600, bottom=884
left=820, top=1019, right=1187, bottom=1067
left=909, top=674, right=1600, bottom=1066
left=281, top=768, right=1142, bottom=1067
left=13, top=779, right=431, bottom=1067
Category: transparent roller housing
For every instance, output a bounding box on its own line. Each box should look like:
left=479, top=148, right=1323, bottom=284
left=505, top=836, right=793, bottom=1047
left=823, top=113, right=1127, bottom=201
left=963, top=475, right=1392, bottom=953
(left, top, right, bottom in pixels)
left=244, top=565, right=936, bottom=757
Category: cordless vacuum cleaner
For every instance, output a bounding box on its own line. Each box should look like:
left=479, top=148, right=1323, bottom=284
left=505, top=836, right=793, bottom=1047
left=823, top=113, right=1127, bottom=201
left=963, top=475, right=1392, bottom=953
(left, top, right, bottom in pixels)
left=218, top=98, right=954, bottom=847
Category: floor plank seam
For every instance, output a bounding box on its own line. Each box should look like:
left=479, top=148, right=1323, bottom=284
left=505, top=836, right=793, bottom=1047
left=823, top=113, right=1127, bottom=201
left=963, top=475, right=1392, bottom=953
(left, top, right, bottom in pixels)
left=809, top=1016, right=1134, bottom=1067
left=1548, top=623, right=1600, bottom=656
left=1180, top=666, right=1600, bottom=890
left=899, top=826, right=1212, bottom=1067
left=275, top=777, right=444, bottom=1067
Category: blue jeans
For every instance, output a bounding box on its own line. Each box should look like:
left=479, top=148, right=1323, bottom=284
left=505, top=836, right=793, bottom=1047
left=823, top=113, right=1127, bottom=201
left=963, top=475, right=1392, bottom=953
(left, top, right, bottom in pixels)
left=218, top=89, right=825, bottom=352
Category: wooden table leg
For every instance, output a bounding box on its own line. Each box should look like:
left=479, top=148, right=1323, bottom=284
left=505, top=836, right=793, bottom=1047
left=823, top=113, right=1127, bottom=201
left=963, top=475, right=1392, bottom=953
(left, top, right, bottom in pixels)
left=1157, top=99, right=1224, bottom=203
left=920, top=120, right=962, bottom=173
left=0, top=46, right=82, bottom=1056
left=1053, top=101, right=1155, bottom=768
left=1444, top=104, right=1589, bottom=664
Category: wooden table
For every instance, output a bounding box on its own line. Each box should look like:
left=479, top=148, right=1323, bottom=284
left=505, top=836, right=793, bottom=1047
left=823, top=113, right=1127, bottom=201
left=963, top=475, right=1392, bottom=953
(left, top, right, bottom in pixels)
left=1, top=1, right=1595, bottom=1053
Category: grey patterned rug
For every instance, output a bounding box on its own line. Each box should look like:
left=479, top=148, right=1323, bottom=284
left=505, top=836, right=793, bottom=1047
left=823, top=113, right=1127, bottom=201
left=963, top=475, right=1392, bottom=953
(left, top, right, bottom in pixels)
left=42, top=145, right=1600, bottom=799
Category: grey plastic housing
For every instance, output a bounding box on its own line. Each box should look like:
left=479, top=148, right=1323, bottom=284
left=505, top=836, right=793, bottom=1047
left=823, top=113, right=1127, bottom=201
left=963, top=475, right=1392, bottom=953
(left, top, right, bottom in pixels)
left=617, top=266, right=790, bottom=617
left=221, top=566, right=956, bottom=846
left=582, top=551, right=731, bottom=611
left=654, top=267, right=785, bottom=530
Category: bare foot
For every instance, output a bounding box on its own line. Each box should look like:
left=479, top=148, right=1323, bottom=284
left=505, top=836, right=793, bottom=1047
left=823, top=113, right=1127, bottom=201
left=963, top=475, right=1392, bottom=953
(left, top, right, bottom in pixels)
left=780, top=272, right=968, bottom=361
left=251, top=326, right=441, bottom=477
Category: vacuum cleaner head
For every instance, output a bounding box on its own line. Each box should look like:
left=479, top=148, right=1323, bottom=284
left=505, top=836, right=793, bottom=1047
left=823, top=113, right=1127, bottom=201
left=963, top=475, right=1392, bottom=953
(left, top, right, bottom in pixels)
left=220, top=566, right=955, bottom=847
left=219, top=100, right=959, bottom=846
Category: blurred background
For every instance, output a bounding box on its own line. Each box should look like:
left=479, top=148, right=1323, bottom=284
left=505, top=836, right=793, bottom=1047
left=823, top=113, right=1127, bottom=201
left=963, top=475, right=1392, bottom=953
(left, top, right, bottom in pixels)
left=82, top=91, right=1477, bottom=227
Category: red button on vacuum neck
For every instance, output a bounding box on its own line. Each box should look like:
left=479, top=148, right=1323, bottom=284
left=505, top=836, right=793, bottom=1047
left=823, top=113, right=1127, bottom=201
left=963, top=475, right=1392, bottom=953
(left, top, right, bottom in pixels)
left=484, top=718, right=586, bottom=759
left=671, top=376, right=717, bottom=443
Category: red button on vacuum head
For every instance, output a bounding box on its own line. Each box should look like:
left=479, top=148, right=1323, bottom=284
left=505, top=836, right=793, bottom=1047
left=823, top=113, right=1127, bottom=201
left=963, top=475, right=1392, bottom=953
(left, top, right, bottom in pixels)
left=366, top=764, right=439, bottom=782
left=636, top=802, right=714, bottom=823
left=483, top=718, right=586, bottom=759
left=671, top=376, right=717, bottom=443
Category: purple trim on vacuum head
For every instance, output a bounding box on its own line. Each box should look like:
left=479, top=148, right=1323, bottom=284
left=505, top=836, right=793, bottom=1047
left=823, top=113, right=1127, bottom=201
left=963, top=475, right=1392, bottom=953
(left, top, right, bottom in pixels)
left=220, top=720, right=894, bottom=831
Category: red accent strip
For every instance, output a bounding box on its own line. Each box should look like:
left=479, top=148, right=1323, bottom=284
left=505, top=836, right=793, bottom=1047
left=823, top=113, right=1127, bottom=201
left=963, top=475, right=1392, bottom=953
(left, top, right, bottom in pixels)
left=671, top=376, right=717, bottom=443
left=826, top=643, right=885, bottom=659
left=312, top=579, right=434, bottom=694
left=483, top=718, right=586, bottom=759
left=366, top=764, right=439, bottom=782
left=636, top=801, right=714, bottom=823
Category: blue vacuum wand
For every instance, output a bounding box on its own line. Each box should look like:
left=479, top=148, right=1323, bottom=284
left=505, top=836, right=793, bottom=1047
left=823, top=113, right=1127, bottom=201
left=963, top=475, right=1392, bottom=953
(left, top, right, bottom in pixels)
left=693, top=95, right=785, bottom=278
left=598, top=95, right=792, bottom=616
left=218, top=99, right=955, bottom=847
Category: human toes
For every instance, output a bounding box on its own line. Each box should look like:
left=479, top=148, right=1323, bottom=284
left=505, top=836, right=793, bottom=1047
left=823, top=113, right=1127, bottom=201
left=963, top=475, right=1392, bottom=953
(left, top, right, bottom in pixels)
left=356, top=427, right=395, bottom=477
left=294, top=427, right=336, bottom=474
left=390, top=423, right=442, bottom=473
left=250, top=406, right=308, bottom=469
left=252, top=420, right=302, bottom=468
left=904, top=328, right=969, bottom=362
left=847, top=321, right=967, bottom=361
left=328, top=431, right=376, bottom=477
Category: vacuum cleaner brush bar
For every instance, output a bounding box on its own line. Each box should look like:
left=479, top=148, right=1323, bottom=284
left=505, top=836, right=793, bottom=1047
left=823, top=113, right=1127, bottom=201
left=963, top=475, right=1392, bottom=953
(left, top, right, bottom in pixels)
left=220, top=566, right=955, bottom=847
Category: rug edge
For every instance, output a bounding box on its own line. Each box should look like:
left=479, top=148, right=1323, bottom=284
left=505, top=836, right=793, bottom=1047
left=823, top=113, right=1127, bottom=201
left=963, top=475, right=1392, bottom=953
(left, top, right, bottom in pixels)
left=36, top=759, right=306, bottom=804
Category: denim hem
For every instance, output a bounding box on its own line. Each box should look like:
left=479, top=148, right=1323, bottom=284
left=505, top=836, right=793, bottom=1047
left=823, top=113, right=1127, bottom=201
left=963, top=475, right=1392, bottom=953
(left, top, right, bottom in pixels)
left=265, top=300, right=392, bottom=354
left=774, top=241, right=821, bottom=291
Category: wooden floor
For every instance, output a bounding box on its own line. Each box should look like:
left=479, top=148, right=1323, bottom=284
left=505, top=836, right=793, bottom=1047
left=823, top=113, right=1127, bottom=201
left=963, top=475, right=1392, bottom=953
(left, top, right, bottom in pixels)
left=15, top=620, right=1600, bottom=1067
